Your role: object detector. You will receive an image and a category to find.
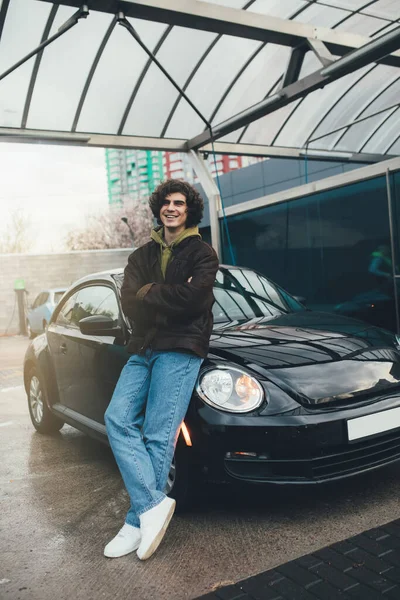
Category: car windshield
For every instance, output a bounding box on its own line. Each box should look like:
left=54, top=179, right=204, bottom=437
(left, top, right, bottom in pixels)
left=213, top=267, right=304, bottom=324
left=113, top=267, right=303, bottom=325
left=54, top=291, right=66, bottom=305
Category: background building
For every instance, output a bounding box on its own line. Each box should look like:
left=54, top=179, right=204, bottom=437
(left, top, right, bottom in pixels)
left=105, top=149, right=263, bottom=206
left=105, top=149, right=164, bottom=207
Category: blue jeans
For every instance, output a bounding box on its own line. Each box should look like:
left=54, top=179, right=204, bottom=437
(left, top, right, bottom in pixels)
left=105, top=349, right=202, bottom=527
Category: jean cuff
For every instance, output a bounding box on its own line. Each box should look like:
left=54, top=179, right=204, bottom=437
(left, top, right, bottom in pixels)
left=137, top=493, right=166, bottom=518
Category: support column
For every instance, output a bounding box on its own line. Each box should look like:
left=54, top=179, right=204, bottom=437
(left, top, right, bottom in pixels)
left=187, top=150, right=222, bottom=260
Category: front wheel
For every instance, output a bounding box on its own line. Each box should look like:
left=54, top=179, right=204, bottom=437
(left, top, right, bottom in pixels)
left=27, top=368, right=64, bottom=434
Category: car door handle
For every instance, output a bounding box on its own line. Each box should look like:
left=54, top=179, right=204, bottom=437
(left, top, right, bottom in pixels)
left=60, top=343, right=67, bottom=354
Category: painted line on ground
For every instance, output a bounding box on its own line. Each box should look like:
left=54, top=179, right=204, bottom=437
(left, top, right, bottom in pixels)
left=0, top=385, right=24, bottom=393
left=0, top=421, right=14, bottom=427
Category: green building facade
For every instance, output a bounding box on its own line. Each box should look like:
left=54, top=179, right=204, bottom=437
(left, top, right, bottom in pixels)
left=105, top=149, right=164, bottom=207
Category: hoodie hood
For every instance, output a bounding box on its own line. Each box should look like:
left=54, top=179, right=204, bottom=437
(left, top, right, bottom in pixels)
left=151, top=226, right=201, bottom=278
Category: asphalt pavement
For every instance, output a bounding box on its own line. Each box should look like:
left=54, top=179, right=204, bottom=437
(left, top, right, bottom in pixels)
left=1, top=335, right=400, bottom=600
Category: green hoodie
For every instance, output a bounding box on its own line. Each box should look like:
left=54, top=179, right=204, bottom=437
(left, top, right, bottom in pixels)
left=151, top=226, right=201, bottom=279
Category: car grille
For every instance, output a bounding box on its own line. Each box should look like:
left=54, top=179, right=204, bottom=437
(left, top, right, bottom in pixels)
left=224, top=429, right=400, bottom=482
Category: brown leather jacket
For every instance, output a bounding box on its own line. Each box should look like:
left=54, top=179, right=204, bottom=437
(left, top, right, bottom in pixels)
left=121, top=236, right=219, bottom=358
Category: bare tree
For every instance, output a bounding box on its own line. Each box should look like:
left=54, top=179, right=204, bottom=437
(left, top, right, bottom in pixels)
left=0, top=208, right=33, bottom=254
left=64, top=203, right=153, bottom=251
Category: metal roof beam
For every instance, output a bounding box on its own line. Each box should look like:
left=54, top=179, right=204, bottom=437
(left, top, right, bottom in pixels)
left=187, top=26, right=400, bottom=150
left=0, top=127, right=390, bottom=161
left=307, top=39, right=334, bottom=68
left=41, top=0, right=400, bottom=67
left=281, top=46, right=307, bottom=88
left=0, top=129, right=188, bottom=151
left=204, top=142, right=391, bottom=163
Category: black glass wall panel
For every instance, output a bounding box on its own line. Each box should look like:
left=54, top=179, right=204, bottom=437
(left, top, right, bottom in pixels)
left=221, top=175, right=398, bottom=332
left=390, top=171, right=400, bottom=277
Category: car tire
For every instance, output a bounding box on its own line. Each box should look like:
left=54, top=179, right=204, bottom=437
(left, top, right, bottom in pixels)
left=166, top=441, right=196, bottom=512
left=26, top=320, right=35, bottom=339
left=27, top=367, right=64, bottom=434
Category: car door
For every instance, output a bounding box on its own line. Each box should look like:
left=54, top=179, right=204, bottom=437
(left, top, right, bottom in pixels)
left=47, top=289, right=82, bottom=407
left=52, top=283, right=128, bottom=424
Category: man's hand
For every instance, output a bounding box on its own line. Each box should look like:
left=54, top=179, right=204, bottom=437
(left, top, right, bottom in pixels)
left=187, top=277, right=192, bottom=283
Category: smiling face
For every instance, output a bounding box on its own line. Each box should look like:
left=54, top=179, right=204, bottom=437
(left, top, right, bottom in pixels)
left=160, top=192, right=188, bottom=234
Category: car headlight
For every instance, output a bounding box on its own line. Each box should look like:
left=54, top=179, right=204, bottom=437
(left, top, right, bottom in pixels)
left=196, top=366, right=265, bottom=413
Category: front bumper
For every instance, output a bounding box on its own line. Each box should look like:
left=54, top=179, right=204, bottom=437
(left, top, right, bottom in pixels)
left=187, top=394, right=400, bottom=484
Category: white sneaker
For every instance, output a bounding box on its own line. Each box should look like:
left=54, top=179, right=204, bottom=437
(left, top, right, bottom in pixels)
left=137, top=497, right=176, bottom=561
left=104, top=523, right=141, bottom=558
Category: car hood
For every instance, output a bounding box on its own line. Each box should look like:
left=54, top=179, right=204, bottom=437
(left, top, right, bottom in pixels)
left=210, top=311, right=400, bottom=406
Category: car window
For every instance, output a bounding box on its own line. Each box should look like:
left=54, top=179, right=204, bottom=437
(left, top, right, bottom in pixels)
left=53, top=291, right=65, bottom=305
left=32, top=294, right=42, bottom=309
left=71, top=285, right=120, bottom=327
left=213, top=268, right=303, bottom=323
left=55, top=291, right=80, bottom=327
left=36, top=293, right=46, bottom=307
left=213, top=288, right=259, bottom=322
left=229, top=269, right=286, bottom=310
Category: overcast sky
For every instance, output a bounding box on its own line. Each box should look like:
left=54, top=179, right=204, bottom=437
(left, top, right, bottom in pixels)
left=0, top=142, right=109, bottom=253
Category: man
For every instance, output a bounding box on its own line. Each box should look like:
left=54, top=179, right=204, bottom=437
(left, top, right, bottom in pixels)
left=104, top=179, right=219, bottom=561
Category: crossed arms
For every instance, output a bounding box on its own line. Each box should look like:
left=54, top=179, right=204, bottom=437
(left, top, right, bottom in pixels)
left=121, top=247, right=219, bottom=323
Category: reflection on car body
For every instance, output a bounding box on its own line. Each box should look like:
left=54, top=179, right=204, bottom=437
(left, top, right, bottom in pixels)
left=24, top=266, right=400, bottom=507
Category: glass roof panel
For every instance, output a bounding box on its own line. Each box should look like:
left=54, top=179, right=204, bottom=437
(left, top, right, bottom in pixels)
left=123, top=27, right=216, bottom=136
left=362, top=108, right=400, bottom=153
left=388, top=135, right=400, bottom=154
left=335, top=13, right=389, bottom=36
left=27, top=8, right=113, bottom=131
left=232, top=78, right=282, bottom=143
left=294, top=3, right=348, bottom=26
left=361, top=76, right=400, bottom=118
left=0, top=0, right=398, bottom=155
left=275, top=66, right=372, bottom=148
left=363, top=1, right=400, bottom=20
left=372, top=22, right=400, bottom=39
left=248, top=0, right=308, bottom=19
left=211, top=44, right=291, bottom=127
left=320, top=0, right=377, bottom=9
left=165, top=35, right=260, bottom=138
left=241, top=100, right=303, bottom=145
left=76, top=18, right=167, bottom=134
left=0, top=0, right=51, bottom=128
left=335, top=107, right=398, bottom=151
left=317, top=64, right=397, bottom=132
left=308, top=131, right=344, bottom=151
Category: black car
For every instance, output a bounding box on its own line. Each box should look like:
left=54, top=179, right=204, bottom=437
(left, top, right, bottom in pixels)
left=24, top=265, right=400, bottom=507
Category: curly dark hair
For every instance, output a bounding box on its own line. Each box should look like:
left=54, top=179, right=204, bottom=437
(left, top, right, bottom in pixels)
left=149, top=179, right=204, bottom=228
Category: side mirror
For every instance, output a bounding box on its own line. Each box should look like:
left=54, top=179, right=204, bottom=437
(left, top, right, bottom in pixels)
left=79, top=315, right=123, bottom=337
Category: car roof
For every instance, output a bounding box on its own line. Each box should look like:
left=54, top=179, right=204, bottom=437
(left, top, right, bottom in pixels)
left=66, top=264, right=238, bottom=289
left=69, top=268, right=125, bottom=288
